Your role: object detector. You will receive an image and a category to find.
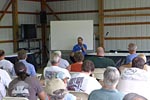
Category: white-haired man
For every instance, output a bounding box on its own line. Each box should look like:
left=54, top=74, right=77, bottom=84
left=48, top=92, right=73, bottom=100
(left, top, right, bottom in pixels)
left=88, top=67, right=124, bottom=100
left=126, top=43, right=138, bottom=64
left=44, top=53, right=71, bottom=79
left=47, top=51, right=70, bottom=70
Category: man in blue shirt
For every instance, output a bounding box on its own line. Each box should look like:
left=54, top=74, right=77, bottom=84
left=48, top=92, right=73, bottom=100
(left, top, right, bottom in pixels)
left=70, top=37, right=87, bottom=62
left=17, top=49, right=36, bottom=77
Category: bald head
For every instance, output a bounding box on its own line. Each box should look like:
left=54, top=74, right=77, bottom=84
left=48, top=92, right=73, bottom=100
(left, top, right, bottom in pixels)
left=96, top=47, right=105, bottom=56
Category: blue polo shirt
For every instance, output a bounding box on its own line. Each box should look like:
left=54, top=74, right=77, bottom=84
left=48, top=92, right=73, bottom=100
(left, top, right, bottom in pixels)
left=72, top=44, right=87, bottom=55
left=126, top=53, right=138, bottom=64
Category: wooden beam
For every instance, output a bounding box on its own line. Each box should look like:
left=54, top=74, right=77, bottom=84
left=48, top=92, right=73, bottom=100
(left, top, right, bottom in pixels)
left=12, top=0, right=19, bottom=52
left=0, top=40, right=14, bottom=43
left=0, top=1, right=12, bottom=21
left=104, top=22, right=150, bottom=26
left=105, top=14, right=150, bottom=17
left=41, top=0, right=47, bottom=65
left=104, top=7, right=150, bottom=12
left=46, top=3, right=60, bottom=20
left=98, top=0, right=104, bottom=48
left=105, top=37, right=150, bottom=40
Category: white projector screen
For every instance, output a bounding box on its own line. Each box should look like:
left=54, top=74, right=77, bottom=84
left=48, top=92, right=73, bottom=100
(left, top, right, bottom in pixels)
left=50, top=20, right=93, bottom=50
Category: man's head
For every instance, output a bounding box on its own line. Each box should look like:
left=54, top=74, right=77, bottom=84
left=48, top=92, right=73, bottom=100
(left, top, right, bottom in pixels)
left=96, top=47, right=105, bottom=56
left=103, top=67, right=120, bottom=88
left=123, top=93, right=147, bottom=100
left=0, top=50, right=5, bottom=60
left=82, top=60, right=95, bottom=73
left=77, top=37, right=83, bottom=45
left=132, top=57, right=145, bottom=69
left=128, top=43, right=137, bottom=54
left=17, top=49, right=27, bottom=60
left=74, top=51, right=84, bottom=62
left=50, top=53, right=60, bottom=65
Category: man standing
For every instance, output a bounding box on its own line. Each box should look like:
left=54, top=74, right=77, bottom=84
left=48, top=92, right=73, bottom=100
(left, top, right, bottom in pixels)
left=70, top=37, right=87, bottom=62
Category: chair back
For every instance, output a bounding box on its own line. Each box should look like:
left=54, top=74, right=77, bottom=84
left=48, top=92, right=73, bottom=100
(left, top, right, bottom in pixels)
left=69, top=91, right=88, bottom=100
left=3, top=97, right=29, bottom=100
left=93, top=68, right=106, bottom=80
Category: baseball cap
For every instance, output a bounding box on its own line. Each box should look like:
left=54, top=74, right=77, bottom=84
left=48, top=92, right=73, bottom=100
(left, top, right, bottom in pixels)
left=14, top=62, right=27, bottom=75
left=54, top=51, right=61, bottom=56
left=45, top=78, right=67, bottom=97
left=56, top=72, right=69, bottom=80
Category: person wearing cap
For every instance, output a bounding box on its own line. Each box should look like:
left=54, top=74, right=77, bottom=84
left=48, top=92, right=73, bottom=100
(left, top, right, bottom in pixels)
left=0, top=50, right=15, bottom=76
left=8, top=62, right=47, bottom=100
left=17, top=49, right=36, bottom=77
left=70, top=37, right=87, bottom=63
left=45, top=78, right=76, bottom=100
left=117, top=57, right=150, bottom=99
left=0, top=68, right=12, bottom=100
left=67, top=60, right=101, bottom=94
left=47, top=51, right=70, bottom=70
left=46, top=72, right=76, bottom=100
left=43, top=52, right=71, bottom=79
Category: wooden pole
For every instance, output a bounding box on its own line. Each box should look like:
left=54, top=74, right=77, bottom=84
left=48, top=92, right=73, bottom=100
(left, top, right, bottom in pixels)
left=98, top=0, right=104, bottom=48
left=12, top=0, right=19, bottom=52
left=41, top=0, right=47, bottom=65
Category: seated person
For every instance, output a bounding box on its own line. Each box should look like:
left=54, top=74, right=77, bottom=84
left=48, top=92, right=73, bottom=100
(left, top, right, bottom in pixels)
left=70, top=37, right=87, bottom=63
left=0, top=69, right=11, bottom=100
left=126, top=43, right=138, bottom=64
left=70, top=51, right=84, bottom=72
left=8, top=62, right=47, bottom=100
left=17, top=49, right=36, bottom=77
left=117, top=57, right=150, bottom=99
left=86, top=47, right=115, bottom=68
left=67, top=60, right=102, bottom=94
left=0, top=50, right=15, bottom=76
left=43, top=52, right=71, bottom=79
left=123, top=93, right=147, bottom=100
left=47, top=51, right=70, bottom=70
left=88, top=67, right=124, bottom=100
left=45, top=78, right=76, bottom=100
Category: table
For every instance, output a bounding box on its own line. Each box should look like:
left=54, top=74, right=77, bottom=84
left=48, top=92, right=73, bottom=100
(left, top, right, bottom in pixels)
left=5, top=52, right=38, bottom=71
left=86, top=53, right=150, bottom=67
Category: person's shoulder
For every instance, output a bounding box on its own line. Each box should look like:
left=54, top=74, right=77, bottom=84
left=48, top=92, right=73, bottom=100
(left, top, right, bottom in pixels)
left=65, top=93, right=76, bottom=100
left=89, top=89, right=101, bottom=95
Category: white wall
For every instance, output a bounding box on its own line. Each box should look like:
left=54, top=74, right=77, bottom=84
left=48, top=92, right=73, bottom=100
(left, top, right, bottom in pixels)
left=47, top=0, right=150, bottom=51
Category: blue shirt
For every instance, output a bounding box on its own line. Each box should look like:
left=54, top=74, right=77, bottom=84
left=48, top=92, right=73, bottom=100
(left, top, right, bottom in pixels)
left=72, top=44, right=87, bottom=55
left=64, top=93, right=76, bottom=100
left=88, top=88, right=124, bottom=100
left=126, top=53, right=138, bottom=64
left=19, top=60, right=36, bottom=76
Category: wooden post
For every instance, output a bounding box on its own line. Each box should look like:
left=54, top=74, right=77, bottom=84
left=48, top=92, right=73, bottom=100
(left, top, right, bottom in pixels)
left=99, top=0, right=104, bottom=48
left=12, top=0, right=19, bottom=52
left=41, top=0, right=47, bottom=65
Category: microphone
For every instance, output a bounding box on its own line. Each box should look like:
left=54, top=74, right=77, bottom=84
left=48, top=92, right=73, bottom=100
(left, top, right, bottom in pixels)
left=105, top=32, right=109, bottom=37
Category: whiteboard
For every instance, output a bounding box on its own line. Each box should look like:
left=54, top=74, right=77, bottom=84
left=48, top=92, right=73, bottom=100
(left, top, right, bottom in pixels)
left=50, top=20, right=93, bottom=50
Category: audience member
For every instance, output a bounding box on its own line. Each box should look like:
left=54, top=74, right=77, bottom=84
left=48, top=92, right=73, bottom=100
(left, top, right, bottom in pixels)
left=43, top=53, right=71, bottom=79
left=88, top=67, right=124, bottom=100
left=0, top=69, right=11, bottom=100
left=17, top=49, right=36, bottom=77
left=126, top=43, right=138, bottom=64
left=138, top=54, right=150, bottom=71
left=117, top=57, right=150, bottom=99
left=70, top=51, right=84, bottom=72
left=123, top=93, right=147, bottom=100
left=0, top=50, right=15, bottom=76
left=8, top=62, right=47, bottom=100
left=67, top=60, right=101, bottom=94
left=47, top=51, right=70, bottom=70
left=70, top=37, right=87, bottom=63
left=86, top=47, right=115, bottom=68
left=45, top=78, right=75, bottom=100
